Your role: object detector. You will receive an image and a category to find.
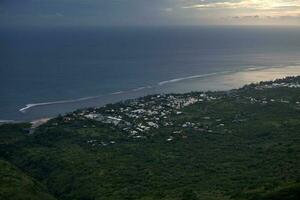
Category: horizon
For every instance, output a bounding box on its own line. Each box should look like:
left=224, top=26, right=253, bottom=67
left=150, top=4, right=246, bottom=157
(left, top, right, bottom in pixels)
left=1, top=24, right=300, bottom=32
left=1, top=0, right=300, bottom=28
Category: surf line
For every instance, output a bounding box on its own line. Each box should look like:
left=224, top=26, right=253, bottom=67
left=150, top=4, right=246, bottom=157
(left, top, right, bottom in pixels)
left=157, top=65, right=285, bottom=86
left=19, top=86, right=152, bottom=113
left=157, top=70, right=233, bottom=86
left=19, top=95, right=104, bottom=113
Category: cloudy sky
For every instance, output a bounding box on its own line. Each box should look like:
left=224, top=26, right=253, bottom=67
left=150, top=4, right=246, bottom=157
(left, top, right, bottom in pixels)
left=1, top=0, right=300, bottom=27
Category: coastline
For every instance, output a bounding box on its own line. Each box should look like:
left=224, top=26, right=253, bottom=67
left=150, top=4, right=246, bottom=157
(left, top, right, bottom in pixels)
left=2, top=65, right=300, bottom=123
left=30, top=118, right=52, bottom=129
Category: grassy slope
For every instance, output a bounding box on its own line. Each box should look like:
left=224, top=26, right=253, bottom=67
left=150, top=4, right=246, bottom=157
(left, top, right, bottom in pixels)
left=0, top=78, right=300, bottom=200
left=0, top=159, right=56, bottom=200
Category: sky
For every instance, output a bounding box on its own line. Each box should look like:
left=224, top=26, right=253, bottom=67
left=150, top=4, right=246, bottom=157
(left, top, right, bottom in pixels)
left=1, top=0, right=300, bottom=27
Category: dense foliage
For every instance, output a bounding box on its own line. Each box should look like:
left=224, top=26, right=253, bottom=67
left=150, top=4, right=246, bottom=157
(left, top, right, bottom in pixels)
left=1, top=77, right=300, bottom=200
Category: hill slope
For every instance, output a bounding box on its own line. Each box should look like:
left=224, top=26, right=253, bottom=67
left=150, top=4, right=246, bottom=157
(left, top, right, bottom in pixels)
left=0, top=159, right=56, bottom=200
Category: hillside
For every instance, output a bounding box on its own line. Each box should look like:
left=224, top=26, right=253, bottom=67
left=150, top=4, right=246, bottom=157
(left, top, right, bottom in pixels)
left=0, top=159, right=56, bottom=200
left=1, top=76, right=300, bottom=200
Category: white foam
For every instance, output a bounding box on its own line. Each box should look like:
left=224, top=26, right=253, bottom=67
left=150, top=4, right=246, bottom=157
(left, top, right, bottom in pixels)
left=132, top=86, right=152, bottom=91
left=158, top=71, right=232, bottom=86
left=110, top=91, right=125, bottom=95
left=157, top=65, right=288, bottom=86
left=19, top=95, right=103, bottom=113
left=243, top=66, right=268, bottom=71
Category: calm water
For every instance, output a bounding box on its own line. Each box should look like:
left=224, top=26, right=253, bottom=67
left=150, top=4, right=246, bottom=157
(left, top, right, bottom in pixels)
left=1, top=26, right=300, bottom=121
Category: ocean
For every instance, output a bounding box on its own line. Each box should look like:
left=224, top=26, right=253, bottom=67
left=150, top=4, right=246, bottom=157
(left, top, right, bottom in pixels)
left=1, top=26, right=300, bottom=121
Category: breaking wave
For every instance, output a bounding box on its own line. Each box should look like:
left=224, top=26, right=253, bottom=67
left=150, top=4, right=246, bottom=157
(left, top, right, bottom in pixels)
left=19, top=95, right=104, bottom=113
left=158, top=71, right=233, bottom=86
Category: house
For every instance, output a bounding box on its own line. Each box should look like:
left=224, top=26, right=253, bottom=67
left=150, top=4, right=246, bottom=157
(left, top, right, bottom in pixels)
left=105, top=116, right=122, bottom=125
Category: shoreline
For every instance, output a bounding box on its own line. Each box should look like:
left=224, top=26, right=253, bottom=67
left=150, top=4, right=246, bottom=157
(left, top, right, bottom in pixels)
left=2, top=64, right=300, bottom=123
left=17, top=65, right=293, bottom=113
left=0, top=118, right=53, bottom=129
left=30, top=118, right=52, bottom=129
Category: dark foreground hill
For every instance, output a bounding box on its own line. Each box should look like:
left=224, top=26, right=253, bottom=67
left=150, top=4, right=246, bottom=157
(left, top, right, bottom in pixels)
left=1, top=77, right=300, bottom=200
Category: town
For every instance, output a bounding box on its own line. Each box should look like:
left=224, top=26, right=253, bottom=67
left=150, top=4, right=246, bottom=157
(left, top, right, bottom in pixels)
left=44, top=76, right=300, bottom=147
left=65, top=92, right=217, bottom=140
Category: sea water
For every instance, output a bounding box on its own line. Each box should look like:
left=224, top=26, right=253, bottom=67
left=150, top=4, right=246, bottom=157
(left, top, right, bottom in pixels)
left=1, top=26, right=300, bottom=121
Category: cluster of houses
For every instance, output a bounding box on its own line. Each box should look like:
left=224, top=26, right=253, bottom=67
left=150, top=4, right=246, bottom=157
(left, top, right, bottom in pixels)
left=86, top=139, right=116, bottom=147
left=240, top=79, right=300, bottom=105
left=68, top=93, right=221, bottom=140
left=254, top=81, right=300, bottom=90
left=245, top=96, right=295, bottom=105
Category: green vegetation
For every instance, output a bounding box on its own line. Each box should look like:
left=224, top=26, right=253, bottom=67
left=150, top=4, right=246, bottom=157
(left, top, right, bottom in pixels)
left=0, top=159, right=56, bottom=200
left=1, top=77, right=300, bottom=200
